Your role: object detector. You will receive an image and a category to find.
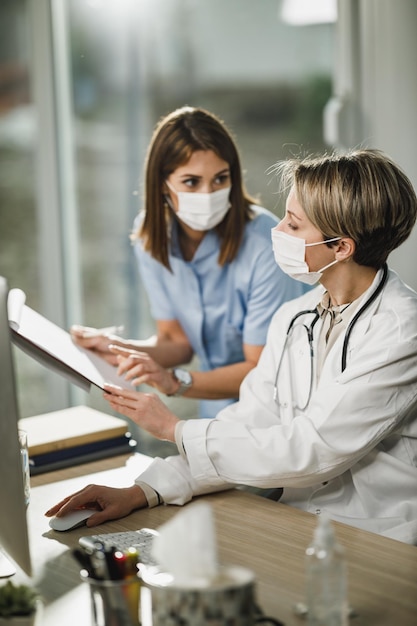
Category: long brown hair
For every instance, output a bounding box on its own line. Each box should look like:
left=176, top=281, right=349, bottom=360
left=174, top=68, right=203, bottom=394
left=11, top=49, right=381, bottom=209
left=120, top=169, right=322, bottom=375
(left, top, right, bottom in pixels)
left=131, top=106, right=258, bottom=270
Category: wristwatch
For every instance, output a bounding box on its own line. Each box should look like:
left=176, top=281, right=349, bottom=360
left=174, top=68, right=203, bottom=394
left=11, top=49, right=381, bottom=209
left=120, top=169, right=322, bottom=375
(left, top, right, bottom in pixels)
left=169, top=368, right=193, bottom=397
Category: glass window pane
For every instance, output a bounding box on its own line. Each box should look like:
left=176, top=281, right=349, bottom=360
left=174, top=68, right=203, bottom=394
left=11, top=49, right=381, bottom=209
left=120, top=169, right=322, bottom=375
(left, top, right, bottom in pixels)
left=0, top=0, right=50, bottom=418
left=2, top=0, right=334, bottom=431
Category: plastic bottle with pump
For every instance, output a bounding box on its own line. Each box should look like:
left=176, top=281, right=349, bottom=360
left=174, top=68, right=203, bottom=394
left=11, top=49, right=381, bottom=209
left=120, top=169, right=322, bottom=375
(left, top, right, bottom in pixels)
left=305, top=513, right=348, bottom=626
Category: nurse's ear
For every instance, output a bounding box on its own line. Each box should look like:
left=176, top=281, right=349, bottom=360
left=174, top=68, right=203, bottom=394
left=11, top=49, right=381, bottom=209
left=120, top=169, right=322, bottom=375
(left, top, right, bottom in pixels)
left=334, top=237, right=356, bottom=261
left=162, top=182, right=177, bottom=211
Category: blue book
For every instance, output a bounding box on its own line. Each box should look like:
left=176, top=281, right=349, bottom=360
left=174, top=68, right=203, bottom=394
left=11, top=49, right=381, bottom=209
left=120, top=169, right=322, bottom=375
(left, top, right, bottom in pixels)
left=29, top=433, right=136, bottom=475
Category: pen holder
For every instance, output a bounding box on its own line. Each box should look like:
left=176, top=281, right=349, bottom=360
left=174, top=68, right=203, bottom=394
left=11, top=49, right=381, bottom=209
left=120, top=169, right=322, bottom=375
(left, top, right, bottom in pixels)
left=80, top=570, right=141, bottom=626
left=140, top=564, right=256, bottom=626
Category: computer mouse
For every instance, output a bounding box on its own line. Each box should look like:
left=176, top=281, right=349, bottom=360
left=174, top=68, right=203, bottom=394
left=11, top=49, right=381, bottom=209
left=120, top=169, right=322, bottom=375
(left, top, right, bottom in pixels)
left=49, top=508, right=96, bottom=532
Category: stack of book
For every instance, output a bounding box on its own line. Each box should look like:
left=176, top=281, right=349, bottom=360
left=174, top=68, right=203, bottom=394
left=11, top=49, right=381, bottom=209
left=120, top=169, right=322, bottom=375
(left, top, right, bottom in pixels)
left=19, top=405, right=135, bottom=475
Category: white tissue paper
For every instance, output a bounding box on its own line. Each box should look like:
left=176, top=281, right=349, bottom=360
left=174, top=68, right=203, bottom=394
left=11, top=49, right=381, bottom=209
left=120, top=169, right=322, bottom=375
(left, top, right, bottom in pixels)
left=151, top=501, right=219, bottom=587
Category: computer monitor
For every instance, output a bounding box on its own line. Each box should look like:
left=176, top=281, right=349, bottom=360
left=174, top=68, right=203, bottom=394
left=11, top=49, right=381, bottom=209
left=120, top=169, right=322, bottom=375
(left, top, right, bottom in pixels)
left=0, top=276, right=32, bottom=577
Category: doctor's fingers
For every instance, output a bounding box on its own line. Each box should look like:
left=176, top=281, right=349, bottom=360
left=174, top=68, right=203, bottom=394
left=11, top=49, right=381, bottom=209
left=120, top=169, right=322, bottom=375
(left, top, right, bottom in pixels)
left=103, top=385, right=151, bottom=412
left=45, top=494, right=80, bottom=516
left=45, top=484, right=103, bottom=517
left=83, top=486, right=148, bottom=526
left=103, top=387, right=176, bottom=439
left=48, top=485, right=143, bottom=526
left=64, top=484, right=145, bottom=526
left=104, top=388, right=156, bottom=418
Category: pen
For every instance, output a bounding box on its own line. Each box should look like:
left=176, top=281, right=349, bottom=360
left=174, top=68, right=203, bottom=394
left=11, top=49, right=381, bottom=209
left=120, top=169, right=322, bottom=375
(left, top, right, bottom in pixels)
left=72, top=547, right=95, bottom=578
left=104, top=547, right=138, bottom=580
left=75, top=543, right=140, bottom=581
left=89, top=541, right=110, bottom=580
left=105, top=548, right=127, bottom=581
left=76, top=543, right=141, bottom=625
left=81, top=325, right=124, bottom=338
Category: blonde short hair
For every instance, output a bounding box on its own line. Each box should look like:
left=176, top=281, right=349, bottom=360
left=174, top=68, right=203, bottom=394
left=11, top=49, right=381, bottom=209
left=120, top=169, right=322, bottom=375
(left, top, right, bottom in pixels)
left=276, top=149, right=417, bottom=268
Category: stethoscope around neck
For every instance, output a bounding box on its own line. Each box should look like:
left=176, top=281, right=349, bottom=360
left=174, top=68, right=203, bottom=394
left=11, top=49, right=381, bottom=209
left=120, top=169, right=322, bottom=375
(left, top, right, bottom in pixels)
left=273, top=263, right=389, bottom=410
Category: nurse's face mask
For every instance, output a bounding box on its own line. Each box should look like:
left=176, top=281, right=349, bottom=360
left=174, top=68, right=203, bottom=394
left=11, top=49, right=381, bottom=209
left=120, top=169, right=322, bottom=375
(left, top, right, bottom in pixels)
left=165, top=180, right=231, bottom=231
left=271, top=229, right=341, bottom=285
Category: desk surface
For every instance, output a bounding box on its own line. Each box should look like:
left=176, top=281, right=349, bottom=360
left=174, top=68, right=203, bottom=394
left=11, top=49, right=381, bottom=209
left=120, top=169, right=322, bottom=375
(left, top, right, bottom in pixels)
left=20, top=449, right=417, bottom=626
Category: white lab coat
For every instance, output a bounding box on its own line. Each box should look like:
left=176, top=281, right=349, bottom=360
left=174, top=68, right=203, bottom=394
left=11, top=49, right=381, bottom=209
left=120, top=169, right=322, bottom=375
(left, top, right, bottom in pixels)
left=136, top=268, right=417, bottom=544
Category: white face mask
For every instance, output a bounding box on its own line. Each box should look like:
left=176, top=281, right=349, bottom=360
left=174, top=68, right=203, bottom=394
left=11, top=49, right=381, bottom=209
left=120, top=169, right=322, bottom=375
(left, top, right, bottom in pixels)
left=271, top=229, right=341, bottom=285
left=165, top=181, right=231, bottom=231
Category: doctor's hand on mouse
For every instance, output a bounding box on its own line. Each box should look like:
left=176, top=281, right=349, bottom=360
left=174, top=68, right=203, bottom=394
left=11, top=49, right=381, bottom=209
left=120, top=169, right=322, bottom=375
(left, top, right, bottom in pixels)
left=45, top=484, right=148, bottom=530
left=45, top=370, right=181, bottom=531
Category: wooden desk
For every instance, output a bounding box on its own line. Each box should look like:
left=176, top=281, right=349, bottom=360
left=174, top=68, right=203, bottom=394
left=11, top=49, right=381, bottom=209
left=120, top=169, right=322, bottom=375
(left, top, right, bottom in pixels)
left=21, top=452, right=417, bottom=625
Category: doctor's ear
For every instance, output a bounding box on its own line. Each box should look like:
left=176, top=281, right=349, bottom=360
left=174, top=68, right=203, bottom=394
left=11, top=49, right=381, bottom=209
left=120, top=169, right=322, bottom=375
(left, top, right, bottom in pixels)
left=334, top=237, right=356, bottom=261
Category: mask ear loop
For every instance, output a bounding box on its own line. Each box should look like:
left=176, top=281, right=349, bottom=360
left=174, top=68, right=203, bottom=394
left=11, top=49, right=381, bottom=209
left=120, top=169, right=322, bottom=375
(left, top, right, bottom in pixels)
left=305, top=236, right=341, bottom=247
left=308, top=237, right=341, bottom=275
left=317, top=258, right=338, bottom=274
left=165, top=179, right=178, bottom=195
left=164, top=194, right=174, bottom=210
left=163, top=179, right=178, bottom=211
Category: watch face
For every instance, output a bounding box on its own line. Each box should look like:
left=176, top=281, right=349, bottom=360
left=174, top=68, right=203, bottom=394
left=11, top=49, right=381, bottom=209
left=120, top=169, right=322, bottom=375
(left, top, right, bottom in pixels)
left=174, top=368, right=192, bottom=385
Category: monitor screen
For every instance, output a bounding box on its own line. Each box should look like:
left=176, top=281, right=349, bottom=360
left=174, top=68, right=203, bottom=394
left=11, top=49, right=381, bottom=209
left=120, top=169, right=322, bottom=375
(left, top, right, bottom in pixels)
left=0, top=276, right=32, bottom=577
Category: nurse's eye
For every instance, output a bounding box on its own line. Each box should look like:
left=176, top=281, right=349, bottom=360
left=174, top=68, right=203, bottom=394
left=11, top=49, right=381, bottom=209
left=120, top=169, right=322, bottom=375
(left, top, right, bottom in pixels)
left=182, top=177, right=200, bottom=189
left=213, top=173, right=231, bottom=186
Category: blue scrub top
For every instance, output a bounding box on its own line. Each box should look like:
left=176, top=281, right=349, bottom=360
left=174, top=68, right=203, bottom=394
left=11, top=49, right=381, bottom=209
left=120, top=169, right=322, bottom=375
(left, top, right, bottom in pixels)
left=133, top=206, right=307, bottom=418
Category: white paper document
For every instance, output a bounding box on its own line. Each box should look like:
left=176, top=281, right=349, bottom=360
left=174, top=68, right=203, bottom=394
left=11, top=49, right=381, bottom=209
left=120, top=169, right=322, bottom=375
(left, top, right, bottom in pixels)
left=7, top=289, right=133, bottom=392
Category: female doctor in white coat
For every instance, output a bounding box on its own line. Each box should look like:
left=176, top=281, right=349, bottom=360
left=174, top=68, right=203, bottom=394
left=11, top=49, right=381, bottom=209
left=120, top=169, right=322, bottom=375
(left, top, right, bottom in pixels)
left=46, top=149, right=417, bottom=544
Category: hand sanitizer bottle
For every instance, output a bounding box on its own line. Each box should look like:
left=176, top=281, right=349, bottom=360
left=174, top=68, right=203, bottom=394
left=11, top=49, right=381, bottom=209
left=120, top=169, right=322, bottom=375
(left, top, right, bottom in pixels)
left=305, top=513, right=348, bottom=626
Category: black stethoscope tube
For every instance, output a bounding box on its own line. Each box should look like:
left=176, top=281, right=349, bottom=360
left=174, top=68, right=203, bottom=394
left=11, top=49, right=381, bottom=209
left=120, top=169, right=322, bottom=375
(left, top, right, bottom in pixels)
left=274, top=263, right=389, bottom=407
left=341, top=262, right=388, bottom=371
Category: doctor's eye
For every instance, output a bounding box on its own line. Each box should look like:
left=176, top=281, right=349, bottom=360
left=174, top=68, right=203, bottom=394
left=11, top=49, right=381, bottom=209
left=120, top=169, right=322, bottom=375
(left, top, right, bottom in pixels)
left=285, top=217, right=298, bottom=231
left=281, top=212, right=295, bottom=230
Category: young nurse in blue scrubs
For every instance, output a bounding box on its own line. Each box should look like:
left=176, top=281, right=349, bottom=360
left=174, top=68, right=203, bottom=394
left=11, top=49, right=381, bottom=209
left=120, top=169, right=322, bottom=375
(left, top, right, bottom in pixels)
left=72, top=107, right=306, bottom=418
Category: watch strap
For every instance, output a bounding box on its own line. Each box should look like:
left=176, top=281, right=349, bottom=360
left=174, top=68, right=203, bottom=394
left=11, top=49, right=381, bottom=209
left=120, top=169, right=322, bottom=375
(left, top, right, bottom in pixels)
left=168, top=368, right=192, bottom=397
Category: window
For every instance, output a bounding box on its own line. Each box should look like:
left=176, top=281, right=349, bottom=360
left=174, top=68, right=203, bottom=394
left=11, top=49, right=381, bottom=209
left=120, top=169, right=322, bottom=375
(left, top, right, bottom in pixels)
left=0, top=0, right=333, bottom=420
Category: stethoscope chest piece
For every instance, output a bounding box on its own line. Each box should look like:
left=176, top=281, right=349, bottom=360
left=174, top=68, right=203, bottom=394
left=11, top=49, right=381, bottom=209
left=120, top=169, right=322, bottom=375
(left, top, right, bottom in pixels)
left=273, top=308, right=320, bottom=412
left=273, top=263, right=389, bottom=410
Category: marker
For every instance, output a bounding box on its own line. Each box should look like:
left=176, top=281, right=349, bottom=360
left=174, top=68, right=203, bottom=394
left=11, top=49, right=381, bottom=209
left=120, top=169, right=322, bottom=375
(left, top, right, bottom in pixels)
left=123, top=547, right=140, bottom=578
left=105, top=548, right=126, bottom=580
left=72, top=548, right=95, bottom=578
left=89, top=541, right=110, bottom=580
